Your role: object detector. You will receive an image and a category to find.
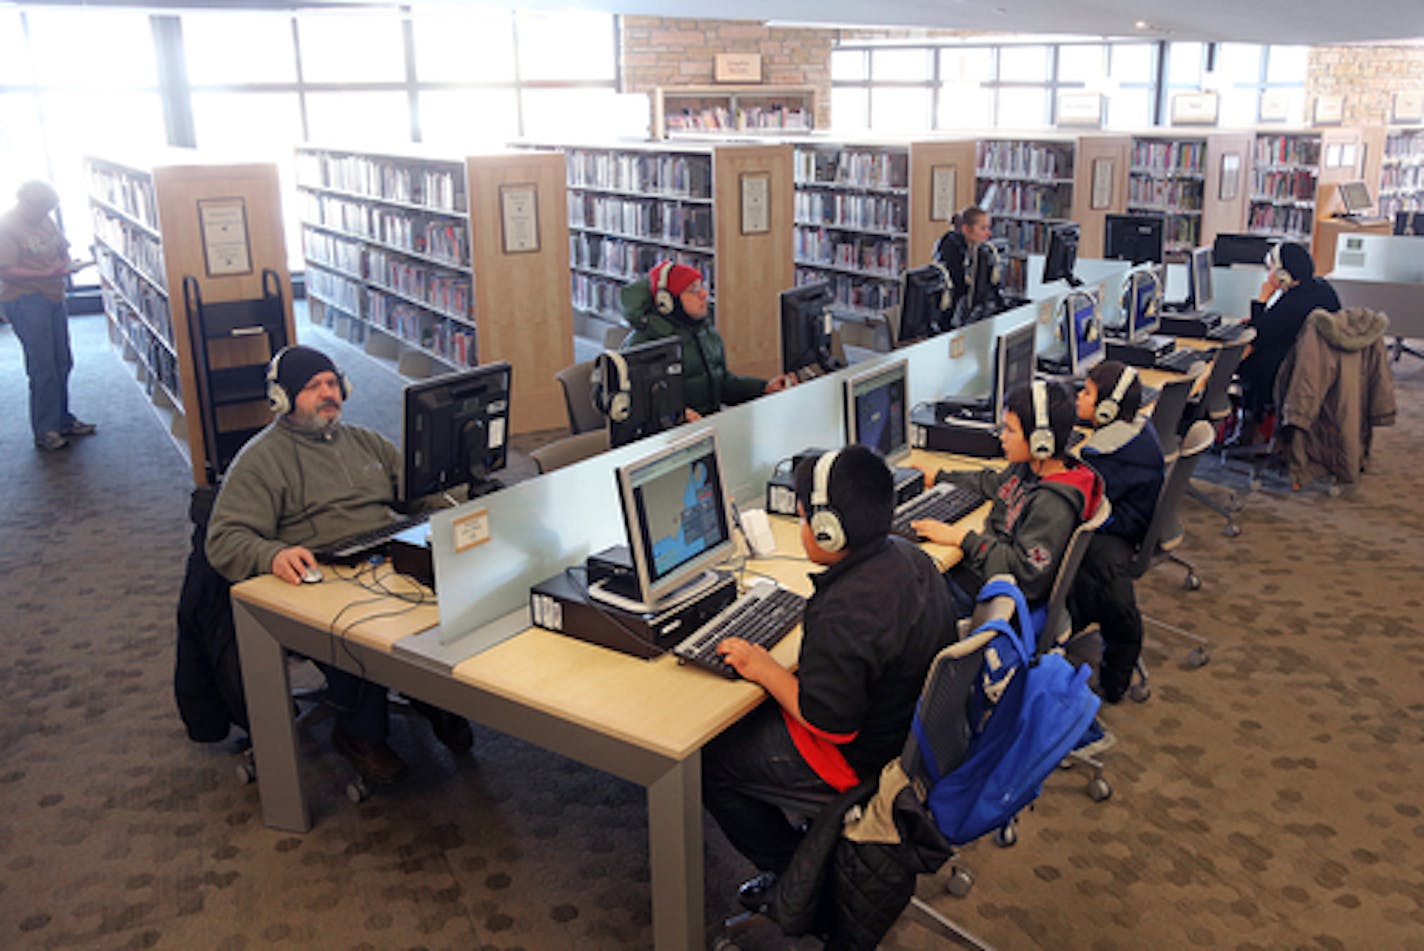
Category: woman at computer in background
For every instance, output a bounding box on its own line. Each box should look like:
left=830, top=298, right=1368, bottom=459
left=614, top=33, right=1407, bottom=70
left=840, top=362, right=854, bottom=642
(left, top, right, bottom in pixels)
left=619, top=260, right=796, bottom=420
left=1237, top=241, right=1340, bottom=436
left=932, top=204, right=992, bottom=319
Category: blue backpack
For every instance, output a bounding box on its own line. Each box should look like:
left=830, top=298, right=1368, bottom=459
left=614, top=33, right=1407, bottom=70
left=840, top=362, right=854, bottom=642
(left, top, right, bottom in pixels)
left=912, top=578, right=1100, bottom=846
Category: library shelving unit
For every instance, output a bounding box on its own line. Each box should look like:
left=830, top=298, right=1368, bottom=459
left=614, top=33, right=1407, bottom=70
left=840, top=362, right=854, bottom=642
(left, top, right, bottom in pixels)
left=1127, top=135, right=1207, bottom=256
left=1247, top=128, right=1366, bottom=262
left=1379, top=127, right=1424, bottom=219
left=974, top=136, right=1079, bottom=255
left=294, top=145, right=573, bottom=433
left=540, top=140, right=794, bottom=380
left=791, top=138, right=976, bottom=324
left=86, top=154, right=295, bottom=485
left=652, top=86, right=815, bottom=140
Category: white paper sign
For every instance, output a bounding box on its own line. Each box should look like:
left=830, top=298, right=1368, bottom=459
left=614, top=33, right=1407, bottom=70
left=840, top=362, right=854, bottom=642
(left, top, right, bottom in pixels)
left=198, top=198, right=252, bottom=277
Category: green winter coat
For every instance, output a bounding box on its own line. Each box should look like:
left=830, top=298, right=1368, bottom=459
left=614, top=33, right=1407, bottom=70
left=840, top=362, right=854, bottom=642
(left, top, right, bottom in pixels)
left=618, top=278, right=766, bottom=417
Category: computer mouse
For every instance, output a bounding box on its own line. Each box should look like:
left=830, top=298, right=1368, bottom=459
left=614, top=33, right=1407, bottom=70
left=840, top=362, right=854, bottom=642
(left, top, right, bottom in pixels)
left=300, top=566, right=324, bottom=584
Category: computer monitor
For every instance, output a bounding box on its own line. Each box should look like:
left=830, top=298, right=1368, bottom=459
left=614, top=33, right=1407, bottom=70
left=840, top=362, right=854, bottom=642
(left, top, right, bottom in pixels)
left=897, top=265, right=950, bottom=344
left=1104, top=213, right=1166, bottom=266
left=602, top=338, right=687, bottom=449
left=965, top=238, right=1011, bottom=321
left=1127, top=269, right=1161, bottom=340
left=1213, top=232, right=1274, bottom=267
left=401, top=360, right=511, bottom=501
left=780, top=281, right=840, bottom=374
left=1042, top=222, right=1082, bottom=287
left=1337, top=181, right=1373, bottom=214
left=1062, top=291, right=1104, bottom=376
left=1187, top=246, right=1215, bottom=310
left=1394, top=211, right=1424, bottom=236
left=994, top=321, right=1038, bottom=425
left=613, top=428, right=735, bottom=609
left=844, top=358, right=910, bottom=463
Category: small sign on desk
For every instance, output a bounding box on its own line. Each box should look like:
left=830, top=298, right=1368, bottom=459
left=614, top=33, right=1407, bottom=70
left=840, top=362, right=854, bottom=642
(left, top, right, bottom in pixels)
left=452, top=508, right=491, bottom=553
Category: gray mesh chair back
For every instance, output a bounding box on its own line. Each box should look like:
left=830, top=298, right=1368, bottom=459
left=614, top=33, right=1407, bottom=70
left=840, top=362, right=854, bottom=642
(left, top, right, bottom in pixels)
left=603, top=324, right=629, bottom=349
left=1037, top=497, right=1111, bottom=654
left=1196, top=328, right=1255, bottom=423
left=1149, top=361, right=1208, bottom=461
left=1130, top=420, right=1215, bottom=579
left=555, top=360, right=604, bottom=435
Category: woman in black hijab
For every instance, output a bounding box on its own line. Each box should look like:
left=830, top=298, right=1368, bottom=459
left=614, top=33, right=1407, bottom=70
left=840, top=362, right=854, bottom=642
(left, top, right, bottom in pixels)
left=1238, top=241, right=1340, bottom=421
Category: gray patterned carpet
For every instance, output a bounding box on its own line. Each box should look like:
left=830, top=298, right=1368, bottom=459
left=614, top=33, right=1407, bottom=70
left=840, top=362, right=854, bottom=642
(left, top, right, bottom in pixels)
left=2, top=312, right=1422, bottom=950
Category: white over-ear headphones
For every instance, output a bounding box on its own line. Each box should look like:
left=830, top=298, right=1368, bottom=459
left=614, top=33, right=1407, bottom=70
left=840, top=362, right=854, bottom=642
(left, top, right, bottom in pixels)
left=1265, top=244, right=1295, bottom=289
left=983, top=240, right=1003, bottom=285
left=591, top=349, right=632, bottom=422
left=265, top=346, right=351, bottom=416
left=1094, top=364, right=1137, bottom=426
left=1028, top=379, right=1056, bottom=460
left=651, top=261, right=677, bottom=316
left=808, top=449, right=846, bottom=553
left=931, top=259, right=953, bottom=311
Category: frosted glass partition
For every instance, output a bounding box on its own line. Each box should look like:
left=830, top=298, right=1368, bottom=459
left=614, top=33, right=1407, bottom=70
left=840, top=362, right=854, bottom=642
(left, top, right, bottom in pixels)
left=1214, top=265, right=1266, bottom=318
left=414, top=259, right=1131, bottom=667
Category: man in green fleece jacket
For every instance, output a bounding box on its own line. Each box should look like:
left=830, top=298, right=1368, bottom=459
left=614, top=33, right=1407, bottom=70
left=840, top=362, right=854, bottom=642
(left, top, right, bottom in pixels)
left=206, top=344, right=469, bottom=785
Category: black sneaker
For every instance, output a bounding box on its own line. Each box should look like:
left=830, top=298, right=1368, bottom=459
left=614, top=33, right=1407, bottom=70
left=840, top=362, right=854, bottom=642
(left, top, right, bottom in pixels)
left=737, top=871, right=778, bottom=915
left=332, top=727, right=408, bottom=785
left=414, top=704, right=473, bottom=752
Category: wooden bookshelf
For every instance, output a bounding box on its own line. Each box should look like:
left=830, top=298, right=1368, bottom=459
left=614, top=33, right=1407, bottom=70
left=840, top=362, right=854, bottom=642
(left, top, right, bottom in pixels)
left=975, top=136, right=1077, bottom=255
left=1248, top=128, right=1366, bottom=261
left=294, top=145, right=572, bottom=433
left=653, top=86, right=815, bottom=140
left=1379, top=127, right=1424, bottom=219
left=86, top=154, right=295, bottom=485
left=1126, top=134, right=1208, bottom=256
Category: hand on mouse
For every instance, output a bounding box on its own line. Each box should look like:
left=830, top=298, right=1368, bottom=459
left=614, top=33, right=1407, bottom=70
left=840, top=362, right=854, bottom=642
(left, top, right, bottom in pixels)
left=272, top=546, right=318, bottom=585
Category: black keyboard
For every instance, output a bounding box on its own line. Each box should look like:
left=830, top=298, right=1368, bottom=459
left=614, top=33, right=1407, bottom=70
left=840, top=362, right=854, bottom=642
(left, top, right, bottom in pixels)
left=1155, top=348, right=1206, bottom=373
left=1207, top=320, right=1248, bottom=342
left=673, top=581, right=806, bottom=678
left=312, top=511, right=431, bottom=560
left=891, top=483, right=983, bottom=538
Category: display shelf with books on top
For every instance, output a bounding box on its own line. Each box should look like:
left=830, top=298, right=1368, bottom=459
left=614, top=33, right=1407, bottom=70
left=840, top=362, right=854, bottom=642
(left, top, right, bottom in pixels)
left=653, top=86, right=815, bottom=140
left=85, top=153, right=296, bottom=485
left=295, top=145, right=573, bottom=433
left=1380, top=127, right=1424, bottom=219
left=975, top=137, right=1076, bottom=255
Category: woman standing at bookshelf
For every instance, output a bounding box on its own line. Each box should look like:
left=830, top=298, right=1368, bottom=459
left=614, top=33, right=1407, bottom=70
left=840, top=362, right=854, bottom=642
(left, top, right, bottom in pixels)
left=618, top=261, right=796, bottom=419
left=0, top=181, right=96, bottom=451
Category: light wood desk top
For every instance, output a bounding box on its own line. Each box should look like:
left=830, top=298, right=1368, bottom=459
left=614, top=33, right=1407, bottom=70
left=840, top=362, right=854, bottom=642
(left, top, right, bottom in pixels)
left=234, top=565, right=437, bottom=653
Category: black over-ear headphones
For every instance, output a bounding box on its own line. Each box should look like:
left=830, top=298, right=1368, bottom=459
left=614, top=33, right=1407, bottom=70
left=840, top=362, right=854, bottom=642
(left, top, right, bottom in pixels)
left=590, top=350, right=632, bottom=422
left=265, top=346, right=351, bottom=416
left=1094, top=364, right=1137, bottom=426
left=808, top=449, right=846, bottom=553
left=1029, top=379, right=1055, bottom=460
left=651, top=261, right=677, bottom=316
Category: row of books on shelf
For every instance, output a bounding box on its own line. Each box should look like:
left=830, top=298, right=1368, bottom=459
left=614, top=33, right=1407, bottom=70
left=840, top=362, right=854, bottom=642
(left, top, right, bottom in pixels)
left=572, top=272, right=644, bottom=321
left=1163, top=216, right=1202, bottom=249
left=565, top=150, right=712, bottom=199
left=307, top=268, right=363, bottom=315
left=91, top=207, right=166, bottom=290
left=1379, top=196, right=1422, bottom=218
left=977, top=182, right=1072, bottom=221
left=301, top=193, right=470, bottom=267
left=97, top=247, right=172, bottom=345
left=794, top=192, right=907, bottom=234
left=296, top=150, right=466, bottom=213
left=1381, top=164, right=1424, bottom=193
left=1130, top=140, right=1206, bottom=176
left=568, top=194, right=714, bottom=248
left=991, top=219, right=1055, bottom=255
left=366, top=292, right=479, bottom=367
left=367, top=250, right=473, bottom=318
left=795, top=269, right=901, bottom=315
left=302, top=230, right=364, bottom=277
left=1127, top=177, right=1204, bottom=210
left=1384, top=132, right=1424, bottom=162
left=107, top=292, right=182, bottom=405
left=976, top=141, right=1074, bottom=181
left=794, top=229, right=905, bottom=277
left=794, top=149, right=909, bottom=190
left=665, top=105, right=811, bottom=133
left=1252, top=169, right=1317, bottom=202
left=1253, top=135, right=1320, bottom=168
left=569, top=233, right=716, bottom=292
left=1248, top=203, right=1313, bottom=237
left=87, top=164, right=158, bottom=229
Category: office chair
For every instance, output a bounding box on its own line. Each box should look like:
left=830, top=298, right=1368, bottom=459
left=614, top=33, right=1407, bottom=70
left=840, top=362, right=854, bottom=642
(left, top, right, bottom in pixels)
left=554, top=360, right=605, bottom=435
left=1149, top=360, right=1209, bottom=464
left=1182, top=329, right=1255, bottom=537
left=602, top=323, right=630, bottom=349
left=529, top=429, right=609, bottom=474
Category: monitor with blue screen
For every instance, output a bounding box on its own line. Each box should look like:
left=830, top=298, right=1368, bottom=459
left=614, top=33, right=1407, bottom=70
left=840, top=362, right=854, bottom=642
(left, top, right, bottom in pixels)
left=844, top=359, right=909, bottom=463
left=1129, top=270, right=1161, bottom=339
left=1066, top=292, right=1104, bottom=375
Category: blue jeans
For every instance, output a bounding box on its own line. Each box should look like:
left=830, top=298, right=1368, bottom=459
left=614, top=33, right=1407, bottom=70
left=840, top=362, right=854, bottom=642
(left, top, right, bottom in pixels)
left=4, top=293, right=74, bottom=439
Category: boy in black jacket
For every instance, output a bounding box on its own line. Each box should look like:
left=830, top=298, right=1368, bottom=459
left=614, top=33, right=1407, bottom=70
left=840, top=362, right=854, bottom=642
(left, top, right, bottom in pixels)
left=1068, top=361, right=1165, bottom=702
left=702, top=445, right=956, bottom=901
left=913, top=380, right=1105, bottom=617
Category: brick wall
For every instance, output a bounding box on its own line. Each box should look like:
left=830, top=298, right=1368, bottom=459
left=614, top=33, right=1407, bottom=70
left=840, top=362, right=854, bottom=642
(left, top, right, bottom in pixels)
left=620, top=17, right=834, bottom=129
left=1307, top=45, right=1424, bottom=126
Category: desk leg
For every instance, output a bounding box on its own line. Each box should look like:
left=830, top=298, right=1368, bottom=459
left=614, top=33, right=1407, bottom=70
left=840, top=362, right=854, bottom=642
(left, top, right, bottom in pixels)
left=233, top=600, right=311, bottom=832
left=648, top=749, right=703, bottom=951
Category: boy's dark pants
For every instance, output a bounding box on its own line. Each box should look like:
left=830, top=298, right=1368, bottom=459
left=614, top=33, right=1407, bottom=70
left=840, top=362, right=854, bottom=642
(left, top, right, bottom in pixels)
left=1067, top=533, right=1142, bottom=701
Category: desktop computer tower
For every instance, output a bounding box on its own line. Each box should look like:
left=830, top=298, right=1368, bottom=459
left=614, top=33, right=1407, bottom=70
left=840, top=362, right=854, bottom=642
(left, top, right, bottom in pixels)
left=909, top=405, right=1001, bottom=458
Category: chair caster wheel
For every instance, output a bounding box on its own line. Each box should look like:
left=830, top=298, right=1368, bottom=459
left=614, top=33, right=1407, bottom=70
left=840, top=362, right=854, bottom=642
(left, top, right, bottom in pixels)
left=1184, top=573, right=1202, bottom=591
left=235, top=751, right=256, bottom=785
left=1224, top=524, right=1241, bottom=538
left=946, top=867, right=975, bottom=897
left=711, top=939, right=742, bottom=951
left=1129, top=682, right=1151, bottom=703
left=1088, top=777, right=1112, bottom=802
left=346, top=778, right=370, bottom=803
left=1187, top=647, right=1209, bottom=669
left=994, top=823, right=1018, bottom=848
left=1327, top=484, right=1342, bottom=498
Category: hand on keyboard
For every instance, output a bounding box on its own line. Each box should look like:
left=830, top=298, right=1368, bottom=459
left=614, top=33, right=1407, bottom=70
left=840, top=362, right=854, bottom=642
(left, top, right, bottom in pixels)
left=715, top=637, right=779, bottom=683
left=910, top=519, right=966, bottom=547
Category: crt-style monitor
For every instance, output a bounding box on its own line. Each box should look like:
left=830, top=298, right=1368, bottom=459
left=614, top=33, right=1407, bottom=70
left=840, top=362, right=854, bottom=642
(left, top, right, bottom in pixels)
left=1062, top=291, right=1104, bottom=376
left=1127, top=269, right=1161, bottom=340
left=613, top=428, right=734, bottom=608
left=844, top=358, right=910, bottom=463
left=965, top=238, right=1011, bottom=319
left=1042, top=222, right=1082, bottom=286
left=1188, top=246, right=1215, bottom=310
left=602, top=338, right=686, bottom=450
left=897, top=265, right=949, bottom=344
left=993, top=321, right=1038, bottom=426
left=1337, top=180, right=1372, bottom=214
left=1104, top=213, right=1166, bottom=265
left=780, top=281, right=838, bottom=374
left=402, top=360, right=511, bottom=501
left=1213, top=232, right=1274, bottom=267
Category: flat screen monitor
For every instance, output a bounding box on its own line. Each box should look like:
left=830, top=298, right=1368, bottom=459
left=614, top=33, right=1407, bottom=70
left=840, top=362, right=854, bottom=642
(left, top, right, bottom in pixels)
left=1128, top=269, right=1161, bottom=340
left=1063, top=291, right=1104, bottom=376
left=964, top=238, right=1011, bottom=321
left=844, top=358, right=910, bottom=463
left=994, top=321, right=1038, bottom=426
left=897, top=265, right=949, bottom=344
left=1338, top=180, right=1372, bottom=214
left=780, top=281, right=839, bottom=374
left=401, top=361, right=511, bottom=501
left=1188, top=246, right=1215, bottom=310
left=1394, top=211, right=1424, bottom=236
left=1213, top=232, right=1274, bottom=267
left=1104, top=213, right=1166, bottom=265
left=1042, top=222, right=1081, bottom=287
left=614, top=428, right=734, bottom=608
left=602, top=338, right=687, bottom=449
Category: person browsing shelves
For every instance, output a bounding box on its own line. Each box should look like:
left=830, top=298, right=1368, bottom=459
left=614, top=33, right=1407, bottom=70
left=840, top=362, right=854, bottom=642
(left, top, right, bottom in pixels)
left=619, top=260, right=796, bottom=419
left=911, top=380, right=1104, bottom=617
left=205, top=344, right=471, bottom=786
left=701, top=446, right=957, bottom=906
